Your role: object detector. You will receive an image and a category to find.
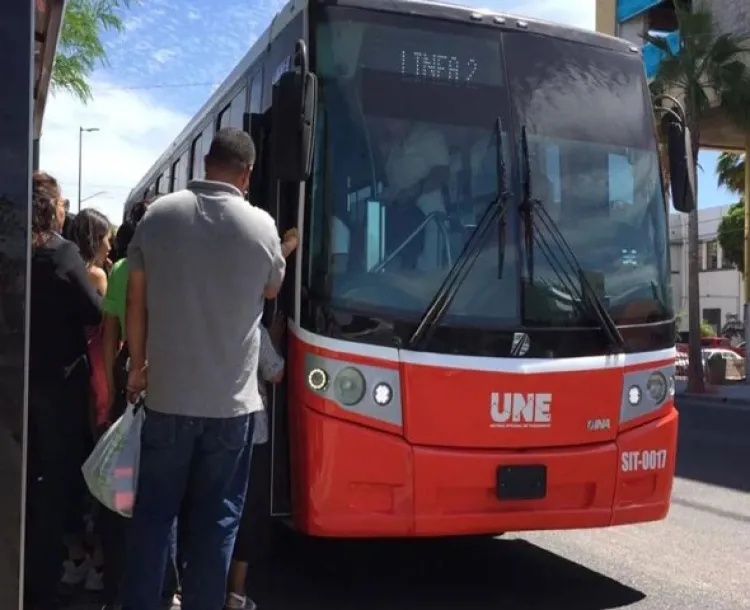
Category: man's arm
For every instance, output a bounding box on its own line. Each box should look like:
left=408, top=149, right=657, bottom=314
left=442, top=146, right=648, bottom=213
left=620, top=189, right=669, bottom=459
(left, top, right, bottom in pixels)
left=126, top=227, right=148, bottom=372
left=258, top=324, right=285, bottom=384
left=280, top=227, right=299, bottom=259
left=102, top=314, right=120, bottom=415
left=101, top=261, right=126, bottom=412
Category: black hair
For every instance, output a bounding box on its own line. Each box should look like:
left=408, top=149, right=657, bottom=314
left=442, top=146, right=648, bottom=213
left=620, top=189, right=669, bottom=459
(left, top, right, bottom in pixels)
left=72, top=208, right=111, bottom=265
left=111, top=197, right=152, bottom=263
left=205, top=128, right=256, bottom=173
left=61, top=212, right=76, bottom=240
left=31, top=171, right=60, bottom=240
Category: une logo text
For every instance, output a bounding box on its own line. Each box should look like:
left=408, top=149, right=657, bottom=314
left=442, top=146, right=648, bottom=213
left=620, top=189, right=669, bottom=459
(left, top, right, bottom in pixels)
left=490, top=393, right=552, bottom=428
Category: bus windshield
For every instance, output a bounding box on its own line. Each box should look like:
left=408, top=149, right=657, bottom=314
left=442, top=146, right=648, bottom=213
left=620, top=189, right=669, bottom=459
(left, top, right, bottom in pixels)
left=306, top=7, right=672, bottom=331
left=504, top=31, right=672, bottom=328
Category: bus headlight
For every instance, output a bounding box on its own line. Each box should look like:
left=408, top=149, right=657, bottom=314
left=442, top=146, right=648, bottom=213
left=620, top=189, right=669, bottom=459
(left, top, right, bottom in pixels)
left=627, top=385, right=642, bottom=406
left=646, top=371, right=668, bottom=403
left=373, top=382, right=393, bottom=406
left=307, top=368, right=329, bottom=391
left=333, top=367, right=366, bottom=406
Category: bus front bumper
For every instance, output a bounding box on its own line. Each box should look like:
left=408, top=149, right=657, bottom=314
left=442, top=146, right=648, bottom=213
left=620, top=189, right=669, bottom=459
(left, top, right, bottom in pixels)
left=291, top=405, right=678, bottom=537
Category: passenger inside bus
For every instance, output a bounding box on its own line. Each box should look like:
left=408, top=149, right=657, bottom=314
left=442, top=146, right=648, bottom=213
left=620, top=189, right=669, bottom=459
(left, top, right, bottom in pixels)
left=379, top=121, right=451, bottom=271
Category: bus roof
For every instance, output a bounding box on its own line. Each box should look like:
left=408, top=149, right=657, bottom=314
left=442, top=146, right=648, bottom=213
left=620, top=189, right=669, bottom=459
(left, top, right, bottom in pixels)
left=126, top=0, right=638, bottom=204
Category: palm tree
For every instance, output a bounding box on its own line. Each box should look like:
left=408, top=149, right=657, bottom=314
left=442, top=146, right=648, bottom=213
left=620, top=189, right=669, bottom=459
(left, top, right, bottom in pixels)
left=645, top=1, right=750, bottom=393
left=716, top=152, right=745, bottom=194
left=721, top=79, right=750, bottom=380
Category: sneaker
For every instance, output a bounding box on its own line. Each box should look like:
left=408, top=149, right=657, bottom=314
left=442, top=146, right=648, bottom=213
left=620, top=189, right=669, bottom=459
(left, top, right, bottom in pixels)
left=60, top=555, right=92, bottom=585
left=84, top=566, right=104, bottom=591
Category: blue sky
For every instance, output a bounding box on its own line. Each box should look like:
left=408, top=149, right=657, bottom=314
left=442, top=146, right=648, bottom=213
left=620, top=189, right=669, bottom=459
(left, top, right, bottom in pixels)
left=40, top=0, right=738, bottom=223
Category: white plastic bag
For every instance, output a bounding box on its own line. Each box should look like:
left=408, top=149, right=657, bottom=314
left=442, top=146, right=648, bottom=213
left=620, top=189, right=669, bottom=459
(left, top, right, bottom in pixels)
left=82, top=402, right=144, bottom=517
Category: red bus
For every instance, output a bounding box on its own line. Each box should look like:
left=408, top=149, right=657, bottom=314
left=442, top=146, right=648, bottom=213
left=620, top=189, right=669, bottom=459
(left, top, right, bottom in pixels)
left=126, top=0, right=695, bottom=539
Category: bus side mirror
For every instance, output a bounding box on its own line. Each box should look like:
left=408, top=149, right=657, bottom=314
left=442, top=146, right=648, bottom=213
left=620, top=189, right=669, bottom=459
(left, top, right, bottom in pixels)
left=271, top=71, right=318, bottom=183
left=662, top=113, right=696, bottom=214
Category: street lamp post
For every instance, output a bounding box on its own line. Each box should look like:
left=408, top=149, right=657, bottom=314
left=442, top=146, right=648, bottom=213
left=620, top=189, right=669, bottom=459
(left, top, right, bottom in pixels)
left=78, top=126, right=100, bottom=213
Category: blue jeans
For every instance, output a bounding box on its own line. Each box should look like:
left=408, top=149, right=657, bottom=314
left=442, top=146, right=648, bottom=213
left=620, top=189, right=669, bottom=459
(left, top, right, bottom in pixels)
left=121, top=410, right=254, bottom=610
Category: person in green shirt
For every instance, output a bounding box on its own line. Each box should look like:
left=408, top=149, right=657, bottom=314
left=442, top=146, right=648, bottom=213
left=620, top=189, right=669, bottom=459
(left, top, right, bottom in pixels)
left=101, top=199, right=150, bottom=426
left=103, top=258, right=128, bottom=338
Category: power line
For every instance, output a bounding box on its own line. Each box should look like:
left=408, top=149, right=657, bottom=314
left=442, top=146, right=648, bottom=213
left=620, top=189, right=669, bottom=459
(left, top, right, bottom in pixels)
left=58, top=181, right=133, bottom=190
left=96, top=81, right=219, bottom=92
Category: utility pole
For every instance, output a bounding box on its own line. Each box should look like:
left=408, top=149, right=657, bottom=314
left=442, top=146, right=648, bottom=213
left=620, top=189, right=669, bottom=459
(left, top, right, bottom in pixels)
left=78, top=126, right=100, bottom=212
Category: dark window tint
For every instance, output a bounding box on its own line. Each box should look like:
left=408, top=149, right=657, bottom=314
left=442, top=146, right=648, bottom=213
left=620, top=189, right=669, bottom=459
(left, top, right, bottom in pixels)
left=250, top=70, right=263, bottom=113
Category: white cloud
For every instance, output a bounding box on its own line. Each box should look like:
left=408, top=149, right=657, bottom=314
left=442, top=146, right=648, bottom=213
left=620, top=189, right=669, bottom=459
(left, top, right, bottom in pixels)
left=152, top=49, right=178, bottom=64
left=39, top=82, right=190, bottom=224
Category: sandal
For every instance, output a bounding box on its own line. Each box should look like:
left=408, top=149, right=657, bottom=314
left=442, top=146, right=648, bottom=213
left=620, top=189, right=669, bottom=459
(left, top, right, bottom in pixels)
left=225, top=592, right=257, bottom=610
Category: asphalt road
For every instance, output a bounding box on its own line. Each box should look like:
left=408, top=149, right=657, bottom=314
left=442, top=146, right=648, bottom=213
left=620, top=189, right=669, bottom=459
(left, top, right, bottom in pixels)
left=246, top=396, right=750, bottom=610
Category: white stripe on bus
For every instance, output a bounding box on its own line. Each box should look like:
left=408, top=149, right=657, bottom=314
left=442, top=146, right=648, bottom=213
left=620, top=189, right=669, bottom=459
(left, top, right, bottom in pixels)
left=288, top=321, right=675, bottom=374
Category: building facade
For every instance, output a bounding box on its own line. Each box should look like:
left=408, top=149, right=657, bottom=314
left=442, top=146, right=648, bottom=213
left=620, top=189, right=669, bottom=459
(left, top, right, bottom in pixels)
left=669, top=205, right=743, bottom=335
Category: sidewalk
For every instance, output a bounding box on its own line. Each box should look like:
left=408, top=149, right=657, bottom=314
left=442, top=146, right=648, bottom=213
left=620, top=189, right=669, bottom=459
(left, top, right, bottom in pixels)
left=675, top=378, right=750, bottom=407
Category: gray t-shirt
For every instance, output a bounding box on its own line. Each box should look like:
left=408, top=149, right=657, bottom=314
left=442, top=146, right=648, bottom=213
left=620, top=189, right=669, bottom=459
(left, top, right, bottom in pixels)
left=127, top=179, right=286, bottom=418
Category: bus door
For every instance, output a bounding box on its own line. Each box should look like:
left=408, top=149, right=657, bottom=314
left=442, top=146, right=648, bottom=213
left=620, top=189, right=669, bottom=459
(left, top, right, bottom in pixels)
left=265, top=39, right=318, bottom=519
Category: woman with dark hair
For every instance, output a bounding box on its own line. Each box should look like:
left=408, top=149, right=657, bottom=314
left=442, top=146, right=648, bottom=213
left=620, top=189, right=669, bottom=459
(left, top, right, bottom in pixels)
left=72, top=208, right=112, bottom=296
left=26, top=171, right=102, bottom=610
left=70, top=209, right=112, bottom=425
left=62, top=210, right=76, bottom=241
left=59, top=208, right=113, bottom=592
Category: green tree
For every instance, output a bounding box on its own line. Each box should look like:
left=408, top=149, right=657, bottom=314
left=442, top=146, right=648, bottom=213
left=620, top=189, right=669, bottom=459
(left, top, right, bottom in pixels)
left=717, top=201, right=744, bottom=271
left=700, top=319, right=717, bottom=338
left=716, top=152, right=745, bottom=194
left=645, top=0, right=750, bottom=393
left=51, top=0, right=134, bottom=103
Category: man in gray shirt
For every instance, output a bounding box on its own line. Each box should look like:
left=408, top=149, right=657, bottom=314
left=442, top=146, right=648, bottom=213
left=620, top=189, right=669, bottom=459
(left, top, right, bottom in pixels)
left=121, top=128, right=296, bottom=610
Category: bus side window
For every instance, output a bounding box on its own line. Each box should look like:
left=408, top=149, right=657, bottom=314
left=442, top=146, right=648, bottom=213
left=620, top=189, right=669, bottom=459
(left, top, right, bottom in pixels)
left=248, top=69, right=267, bottom=206
left=229, top=88, right=246, bottom=130
left=190, top=135, right=201, bottom=180
left=170, top=159, right=179, bottom=191
left=218, top=104, right=231, bottom=130
left=162, top=165, right=172, bottom=193
left=250, top=70, right=263, bottom=114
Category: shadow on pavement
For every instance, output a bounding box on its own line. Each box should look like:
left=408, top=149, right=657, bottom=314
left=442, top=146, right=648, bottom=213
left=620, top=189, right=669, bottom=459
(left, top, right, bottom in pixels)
left=250, top=534, right=645, bottom=610
left=675, top=399, right=750, bottom=493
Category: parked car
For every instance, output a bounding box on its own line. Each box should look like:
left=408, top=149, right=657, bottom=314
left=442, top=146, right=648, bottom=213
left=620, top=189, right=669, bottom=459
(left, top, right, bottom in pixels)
left=703, top=348, right=745, bottom=362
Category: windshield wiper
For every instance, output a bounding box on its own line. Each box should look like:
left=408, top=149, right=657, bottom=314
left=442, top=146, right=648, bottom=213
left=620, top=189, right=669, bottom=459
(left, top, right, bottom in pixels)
left=407, top=117, right=509, bottom=350
left=519, top=126, right=625, bottom=353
